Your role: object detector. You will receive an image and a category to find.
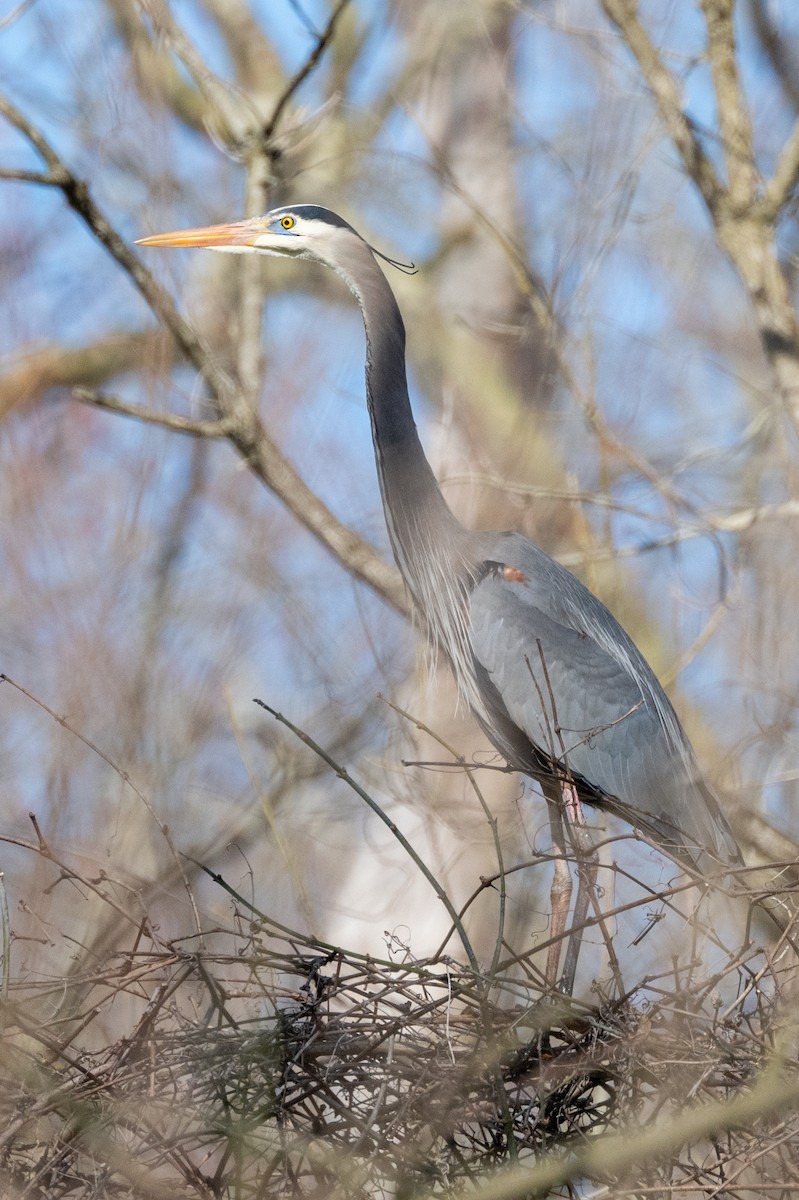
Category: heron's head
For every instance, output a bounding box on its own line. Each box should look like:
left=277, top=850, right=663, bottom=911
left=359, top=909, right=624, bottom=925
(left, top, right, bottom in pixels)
left=136, top=205, right=416, bottom=288
left=136, top=204, right=358, bottom=268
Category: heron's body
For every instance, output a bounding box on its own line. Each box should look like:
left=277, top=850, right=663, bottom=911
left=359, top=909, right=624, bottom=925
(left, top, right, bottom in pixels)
left=138, top=204, right=741, bottom=882
left=465, top=532, right=737, bottom=870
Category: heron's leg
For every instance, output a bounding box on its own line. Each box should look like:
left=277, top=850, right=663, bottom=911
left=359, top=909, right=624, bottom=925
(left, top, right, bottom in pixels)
left=560, top=785, right=599, bottom=996
left=544, top=793, right=573, bottom=991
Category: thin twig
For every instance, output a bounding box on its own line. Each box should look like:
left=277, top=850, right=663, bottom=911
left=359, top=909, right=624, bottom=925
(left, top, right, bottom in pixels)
left=253, top=697, right=482, bottom=976
left=264, top=0, right=351, bottom=139
left=381, top=694, right=507, bottom=980
left=73, top=387, right=231, bottom=437
left=0, top=673, right=203, bottom=943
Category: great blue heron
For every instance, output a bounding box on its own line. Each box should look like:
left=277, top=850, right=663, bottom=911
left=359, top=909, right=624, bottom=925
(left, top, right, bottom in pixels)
left=137, top=205, right=742, bottom=987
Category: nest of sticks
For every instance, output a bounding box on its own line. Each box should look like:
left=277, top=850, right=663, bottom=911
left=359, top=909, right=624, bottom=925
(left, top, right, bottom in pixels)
left=1, top=892, right=795, bottom=1200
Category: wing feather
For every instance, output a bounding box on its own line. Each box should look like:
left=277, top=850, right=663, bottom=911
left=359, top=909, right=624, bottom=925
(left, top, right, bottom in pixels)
left=467, top=535, right=739, bottom=871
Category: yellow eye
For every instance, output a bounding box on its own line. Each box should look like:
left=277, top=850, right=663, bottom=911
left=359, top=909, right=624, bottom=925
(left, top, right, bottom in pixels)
left=280, top=216, right=295, bottom=230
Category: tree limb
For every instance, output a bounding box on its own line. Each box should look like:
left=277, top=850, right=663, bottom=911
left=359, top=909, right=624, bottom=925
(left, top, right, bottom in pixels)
left=104, top=0, right=211, bottom=135
left=601, top=2, right=799, bottom=428
left=749, top=0, right=799, bottom=115
left=137, top=0, right=259, bottom=147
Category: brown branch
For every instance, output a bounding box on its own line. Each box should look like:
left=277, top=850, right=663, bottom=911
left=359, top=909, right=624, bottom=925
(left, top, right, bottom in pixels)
left=732, top=806, right=799, bottom=885
left=72, top=388, right=230, bottom=437
left=264, top=0, right=351, bottom=139
left=0, top=672, right=204, bottom=942
left=0, top=92, right=210, bottom=369
left=0, top=91, right=408, bottom=615
left=749, top=0, right=799, bottom=115
left=200, top=0, right=284, bottom=98
left=137, top=0, right=259, bottom=146
left=0, top=166, right=53, bottom=183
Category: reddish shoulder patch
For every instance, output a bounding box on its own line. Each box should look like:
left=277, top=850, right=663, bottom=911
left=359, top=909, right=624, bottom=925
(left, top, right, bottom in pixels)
left=501, top=565, right=527, bottom=584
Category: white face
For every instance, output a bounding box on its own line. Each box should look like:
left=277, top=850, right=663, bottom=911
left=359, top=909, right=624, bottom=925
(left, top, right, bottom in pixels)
left=245, top=211, right=313, bottom=256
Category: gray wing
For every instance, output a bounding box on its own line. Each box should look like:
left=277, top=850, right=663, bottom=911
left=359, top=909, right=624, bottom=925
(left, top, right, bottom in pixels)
left=467, top=533, right=740, bottom=871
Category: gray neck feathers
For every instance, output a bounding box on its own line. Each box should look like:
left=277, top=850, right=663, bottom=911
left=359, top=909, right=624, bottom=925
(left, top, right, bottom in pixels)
left=342, top=245, right=465, bottom=580
left=338, top=237, right=483, bottom=706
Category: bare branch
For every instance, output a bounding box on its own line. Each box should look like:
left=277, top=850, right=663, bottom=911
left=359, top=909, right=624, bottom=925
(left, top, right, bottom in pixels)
left=264, top=0, right=351, bottom=139
left=0, top=166, right=54, bottom=183
left=749, top=0, right=799, bottom=115
left=0, top=92, right=211, bottom=371
left=200, top=0, right=282, bottom=96
left=253, top=697, right=482, bottom=976
left=0, top=673, right=203, bottom=941
left=72, top=388, right=230, bottom=437
left=600, top=3, right=799, bottom=428
left=104, top=0, right=210, bottom=134
left=600, top=0, right=726, bottom=218
left=0, top=0, right=37, bottom=31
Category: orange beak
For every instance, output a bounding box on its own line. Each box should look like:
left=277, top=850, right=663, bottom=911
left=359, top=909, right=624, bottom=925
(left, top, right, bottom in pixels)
left=136, top=217, right=266, bottom=249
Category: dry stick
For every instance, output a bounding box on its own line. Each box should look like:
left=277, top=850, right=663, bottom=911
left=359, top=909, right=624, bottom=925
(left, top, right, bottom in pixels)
left=0, top=673, right=203, bottom=942
left=185, top=851, right=485, bottom=997
left=600, top=0, right=724, bottom=216
left=749, top=0, right=799, bottom=118
left=137, top=0, right=259, bottom=143
left=377, top=696, right=520, bottom=1159
left=138, top=0, right=271, bottom=398
left=263, top=0, right=351, bottom=139
left=72, top=387, right=230, bottom=436
left=0, top=872, right=8, bottom=1000
left=0, top=835, right=166, bottom=988
left=26, top=821, right=147, bottom=933
left=701, top=0, right=760, bottom=210
left=0, top=91, right=407, bottom=615
left=430, top=159, right=696, bottom=526
left=224, top=688, right=319, bottom=936
left=381, top=694, right=507, bottom=980
left=253, top=698, right=482, bottom=977
left=424, top=823, right=718, bottom=991
left=494, top=880, right=702, bottom=992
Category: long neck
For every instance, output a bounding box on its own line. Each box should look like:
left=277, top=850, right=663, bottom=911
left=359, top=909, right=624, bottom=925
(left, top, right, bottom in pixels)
left=344, top=246, right=470, bottom=602
left=334, top=238, right=487, bottom=710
